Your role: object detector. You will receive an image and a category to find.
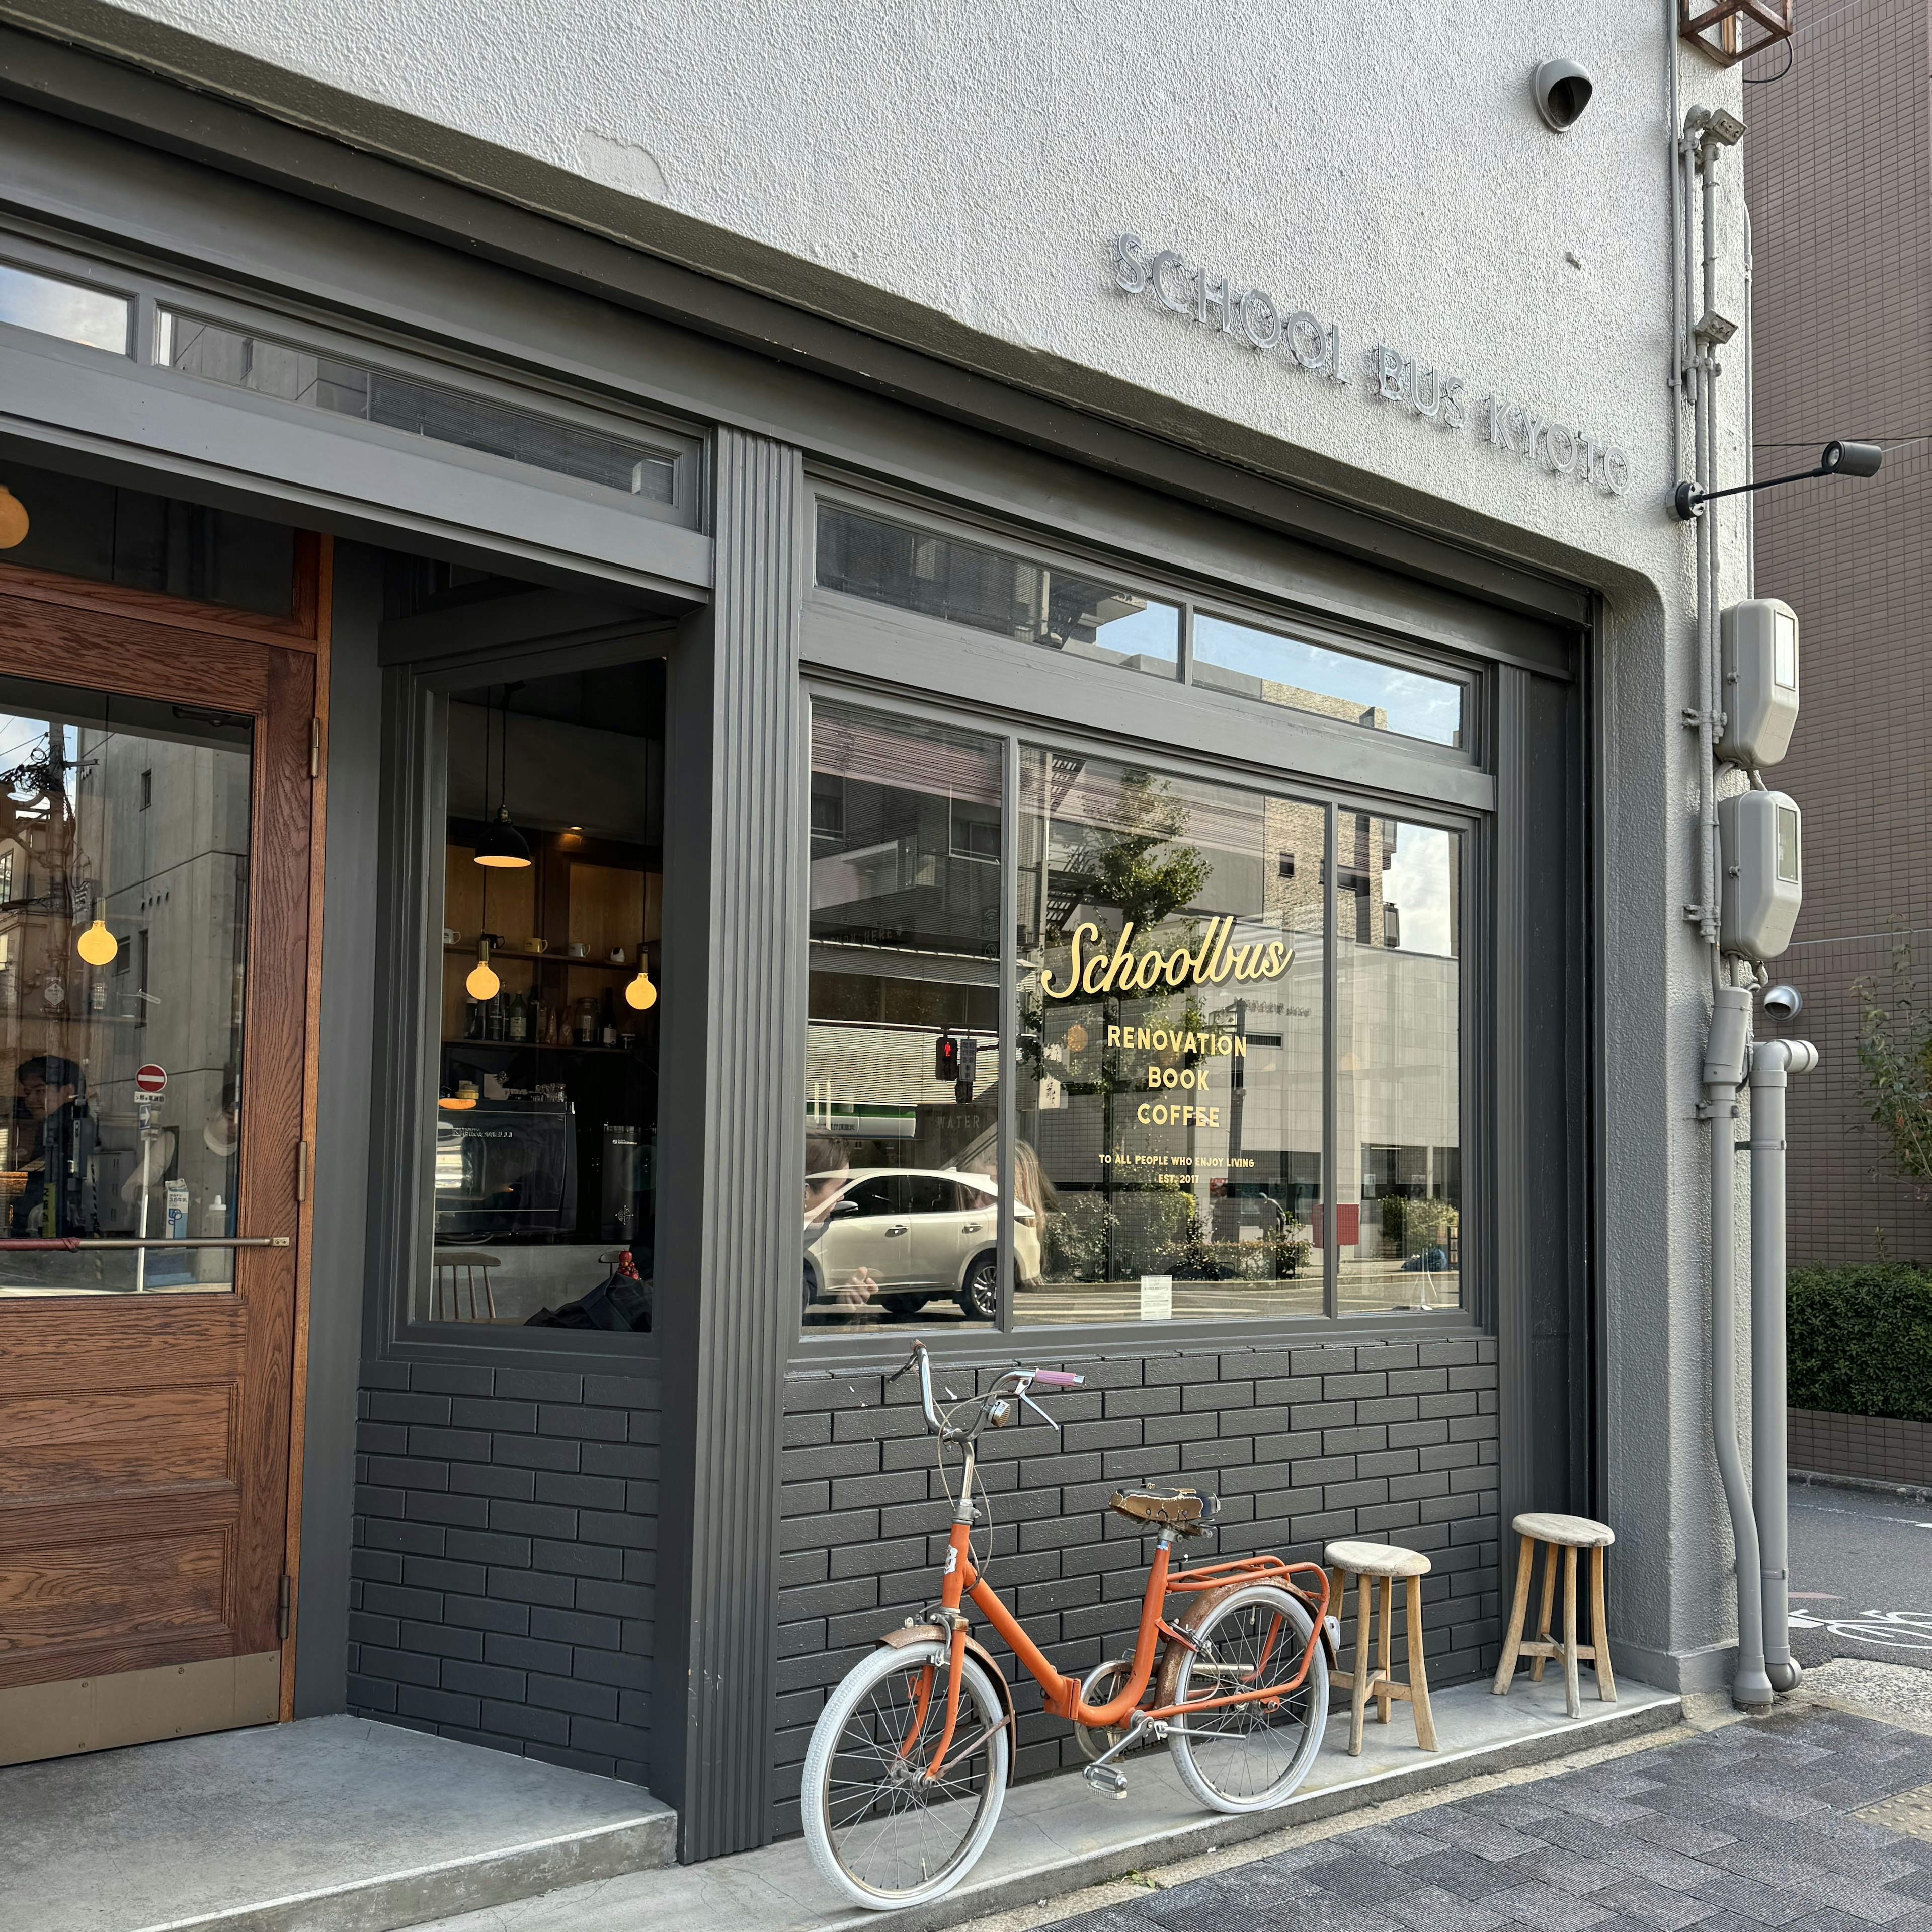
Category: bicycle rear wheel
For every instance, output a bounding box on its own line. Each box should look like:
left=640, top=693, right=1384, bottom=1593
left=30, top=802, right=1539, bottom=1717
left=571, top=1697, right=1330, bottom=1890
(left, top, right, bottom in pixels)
left=1167, top=1582, right=1327, bottom=1812
left=802, top=1637, right=1009, bottom=1910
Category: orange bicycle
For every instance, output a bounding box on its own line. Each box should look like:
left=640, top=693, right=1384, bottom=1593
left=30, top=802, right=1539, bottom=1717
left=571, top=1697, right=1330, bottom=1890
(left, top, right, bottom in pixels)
left=802, top=1342, right=1331, bottom=1910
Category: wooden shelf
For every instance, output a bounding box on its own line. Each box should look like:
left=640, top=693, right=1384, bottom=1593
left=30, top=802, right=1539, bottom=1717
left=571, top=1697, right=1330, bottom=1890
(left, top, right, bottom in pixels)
left=442, top=946, right=644, bottom=973
left=441, top=1037, right=639, bottom=1054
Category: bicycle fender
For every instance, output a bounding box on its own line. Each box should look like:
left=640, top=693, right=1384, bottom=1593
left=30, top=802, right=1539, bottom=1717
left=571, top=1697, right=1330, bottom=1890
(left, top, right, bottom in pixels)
left=877, top=1623, right=1016, bottom=1781
left=1154, top=1578, right=1324, bottom=1708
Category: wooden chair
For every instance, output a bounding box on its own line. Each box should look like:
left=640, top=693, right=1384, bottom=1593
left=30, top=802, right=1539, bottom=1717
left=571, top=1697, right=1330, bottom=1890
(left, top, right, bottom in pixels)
left=432, top=1249, right=500, bottom=1321
left=1324, top=1539, right=1437, bottom=1755
left=1492, top=1511, right=1616, bottom=1718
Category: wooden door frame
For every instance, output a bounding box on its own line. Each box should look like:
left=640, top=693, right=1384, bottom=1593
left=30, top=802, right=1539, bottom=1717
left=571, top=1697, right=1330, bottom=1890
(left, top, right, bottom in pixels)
left=0, top=536, right=329, bottom=1725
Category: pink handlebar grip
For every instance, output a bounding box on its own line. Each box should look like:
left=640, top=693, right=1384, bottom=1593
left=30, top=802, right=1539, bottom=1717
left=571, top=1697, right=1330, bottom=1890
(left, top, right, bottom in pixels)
left=1031, top=1369, right=1084, bottom=1388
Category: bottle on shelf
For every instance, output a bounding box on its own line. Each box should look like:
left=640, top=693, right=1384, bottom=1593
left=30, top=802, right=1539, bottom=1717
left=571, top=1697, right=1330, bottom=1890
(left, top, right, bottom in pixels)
left=486, top=989, right=506, bottom=1041
left=464, top=991, right=484, bottom=1040
left=600, top=986, right=618, bottom=1048
left=508, top=991, right=527, bottom=1043
left=576, top=995, right=598, bottom=1046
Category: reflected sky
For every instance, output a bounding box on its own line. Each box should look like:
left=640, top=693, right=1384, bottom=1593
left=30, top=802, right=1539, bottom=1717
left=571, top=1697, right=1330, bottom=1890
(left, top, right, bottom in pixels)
left=0, top=264, right=129, bottom=356
left=1384, top=822, right=1457, bottom=956
left=1193, top=615, right=1464, bottom=746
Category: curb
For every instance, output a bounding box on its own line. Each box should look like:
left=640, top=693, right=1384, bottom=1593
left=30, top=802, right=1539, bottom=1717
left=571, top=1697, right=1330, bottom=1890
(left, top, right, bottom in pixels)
left=1791, top=1466, right=1932, bottom=1505
left=829, top=1694, right=1683, bottom=1932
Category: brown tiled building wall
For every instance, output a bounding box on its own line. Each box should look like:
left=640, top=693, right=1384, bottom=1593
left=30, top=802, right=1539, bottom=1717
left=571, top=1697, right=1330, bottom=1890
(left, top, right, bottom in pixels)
left=1790, top=1406, right=1932, bottom=1485
left=1746, top=0, right=1932, bottom=1264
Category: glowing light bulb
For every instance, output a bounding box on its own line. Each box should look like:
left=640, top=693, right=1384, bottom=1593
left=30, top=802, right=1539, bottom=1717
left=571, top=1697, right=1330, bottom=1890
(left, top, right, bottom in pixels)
left=76, top=917, right=117, bottom=966
left=466, top=958, right=500, bottom=1000
left=624, top=965, right=657, bottom=1011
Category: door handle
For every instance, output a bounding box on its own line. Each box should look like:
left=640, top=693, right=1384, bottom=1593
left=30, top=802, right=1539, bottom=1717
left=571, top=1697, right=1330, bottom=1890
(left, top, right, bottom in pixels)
left=962, top=1223, right=981, bottom=1234
left=883, top=1224, right=909, bottom=1236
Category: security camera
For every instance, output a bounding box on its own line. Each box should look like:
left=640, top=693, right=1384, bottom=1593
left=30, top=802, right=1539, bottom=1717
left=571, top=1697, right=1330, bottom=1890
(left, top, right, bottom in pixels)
left=1763, top=984, right=1803, bottom=1020
left=1534, top=59, right=1594, bottom=131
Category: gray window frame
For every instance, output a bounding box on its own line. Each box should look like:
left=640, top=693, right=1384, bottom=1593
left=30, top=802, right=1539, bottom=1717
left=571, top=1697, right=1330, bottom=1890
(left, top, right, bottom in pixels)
left=365, top=619, right=682, bottom=1369
left=795, top=671, right=1481, bottom=1365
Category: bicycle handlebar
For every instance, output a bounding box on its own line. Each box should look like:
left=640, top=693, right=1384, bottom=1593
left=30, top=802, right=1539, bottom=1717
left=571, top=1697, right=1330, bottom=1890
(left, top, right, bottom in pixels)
left=888, top=1343, right=1085, bottom=1439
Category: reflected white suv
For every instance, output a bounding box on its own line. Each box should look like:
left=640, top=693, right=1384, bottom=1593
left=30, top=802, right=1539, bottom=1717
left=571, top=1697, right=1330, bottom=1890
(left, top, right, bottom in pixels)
left=804, top=1167, right=1040, bottom=1320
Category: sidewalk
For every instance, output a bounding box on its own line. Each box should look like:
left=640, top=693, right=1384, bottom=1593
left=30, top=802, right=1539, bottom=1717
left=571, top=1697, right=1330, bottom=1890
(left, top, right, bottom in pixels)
left=407, top=1675, right=1677, bottom=1932
left=962, top=1659, right=1932, bottom=1932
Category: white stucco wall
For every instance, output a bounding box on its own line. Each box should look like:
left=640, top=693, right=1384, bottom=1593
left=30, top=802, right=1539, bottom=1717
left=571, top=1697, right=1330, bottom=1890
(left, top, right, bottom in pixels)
left=10, top=0, right=1760, bottom=1688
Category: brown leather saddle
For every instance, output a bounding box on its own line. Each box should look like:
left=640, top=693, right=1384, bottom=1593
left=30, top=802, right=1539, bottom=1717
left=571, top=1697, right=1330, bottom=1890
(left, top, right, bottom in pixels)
left=1108, top=1484, right=1220, bottom=1535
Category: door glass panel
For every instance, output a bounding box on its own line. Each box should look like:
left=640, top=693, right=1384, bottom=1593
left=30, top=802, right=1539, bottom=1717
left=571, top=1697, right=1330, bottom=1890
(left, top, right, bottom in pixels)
left=1016, top=750, right=1325, bottom=1326
left=1334, top=819, right=1461, bottom=1312
left=0, top=674, right=250, bottom=1296
left=804, top=701, right=1004, bottom=1330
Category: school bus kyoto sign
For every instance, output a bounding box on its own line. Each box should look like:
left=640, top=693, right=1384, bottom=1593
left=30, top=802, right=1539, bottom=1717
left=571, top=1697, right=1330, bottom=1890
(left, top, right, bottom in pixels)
left=1039, top=917, right=1291, bottom=1000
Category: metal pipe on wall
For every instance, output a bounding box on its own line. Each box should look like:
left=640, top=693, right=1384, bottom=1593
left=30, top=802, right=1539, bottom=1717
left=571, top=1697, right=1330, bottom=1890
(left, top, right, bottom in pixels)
left=1708, top=986, right=1774, bottom=1707
left=1751, top=1037, right=1817, bottom=1695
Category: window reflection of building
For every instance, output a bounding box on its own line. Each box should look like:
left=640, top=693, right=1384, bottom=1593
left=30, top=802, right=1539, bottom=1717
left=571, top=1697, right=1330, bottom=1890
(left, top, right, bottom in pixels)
left=804, top=706, right=1005, bottom=1329
left=0, top=686, right=250, bottom=1294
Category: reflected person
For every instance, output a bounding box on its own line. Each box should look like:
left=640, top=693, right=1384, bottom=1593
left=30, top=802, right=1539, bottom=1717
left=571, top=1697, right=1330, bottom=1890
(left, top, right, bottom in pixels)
left=803, top=1134, right=877, bottom=1319
left=11, top=1054, right=83, bottom=1236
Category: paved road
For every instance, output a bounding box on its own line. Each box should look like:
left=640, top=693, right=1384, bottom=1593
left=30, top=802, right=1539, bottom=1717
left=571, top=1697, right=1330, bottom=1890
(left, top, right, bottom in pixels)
left=1059, top=1702, right=1932, bottom=1932
left=1789, top=1479, right=1932, bottom=1671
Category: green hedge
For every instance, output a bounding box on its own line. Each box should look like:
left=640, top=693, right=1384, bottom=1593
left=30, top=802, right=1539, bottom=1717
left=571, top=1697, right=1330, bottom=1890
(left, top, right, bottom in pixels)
left=1788, top=1264, right=1932, bottom=1422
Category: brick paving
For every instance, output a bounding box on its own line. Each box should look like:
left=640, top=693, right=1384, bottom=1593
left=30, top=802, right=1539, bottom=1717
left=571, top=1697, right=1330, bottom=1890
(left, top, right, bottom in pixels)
left=1057, top=1705, right=1932, bottom=1931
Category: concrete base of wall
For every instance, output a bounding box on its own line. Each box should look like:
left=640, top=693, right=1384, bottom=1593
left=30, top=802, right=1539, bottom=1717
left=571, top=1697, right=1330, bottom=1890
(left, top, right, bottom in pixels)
left=1609, top=1638, right=1738, bottom=1696
left=1790, top=1408, right=1932, bottom=1488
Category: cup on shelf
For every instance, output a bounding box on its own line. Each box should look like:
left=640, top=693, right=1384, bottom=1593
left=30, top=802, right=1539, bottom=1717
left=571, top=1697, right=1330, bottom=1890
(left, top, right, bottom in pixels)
left=567, top=942, right=587, bottom=958
left=528, top=938, right=547, bottom=953
left=608, top=946, right=626, bottom=964
left=442, top=928, right=460, bottom=945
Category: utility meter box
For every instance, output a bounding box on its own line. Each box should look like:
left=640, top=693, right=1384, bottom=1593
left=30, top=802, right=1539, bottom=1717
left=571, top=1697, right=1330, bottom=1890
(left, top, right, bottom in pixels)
left=1718, top=598, right=1800, bottom=769
left=1719, top=788, right=1802, bottom=961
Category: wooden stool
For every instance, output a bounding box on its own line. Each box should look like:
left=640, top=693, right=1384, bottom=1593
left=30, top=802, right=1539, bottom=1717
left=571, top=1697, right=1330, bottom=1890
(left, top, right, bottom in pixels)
left=1324, top=1540, right=1437, bottom=1755
left=1492, top=1512, right=1616, bottom=1719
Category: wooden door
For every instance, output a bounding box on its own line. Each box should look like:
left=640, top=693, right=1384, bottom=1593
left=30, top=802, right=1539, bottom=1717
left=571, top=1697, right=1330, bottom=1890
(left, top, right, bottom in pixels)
left=0, top=583, right=313, bottom=1763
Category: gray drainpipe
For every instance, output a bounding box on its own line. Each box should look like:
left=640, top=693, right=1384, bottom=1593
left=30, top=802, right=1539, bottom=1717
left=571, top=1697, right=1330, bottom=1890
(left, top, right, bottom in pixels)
left=1750, top=1035, right=1817, bottom=1694
left=1707, top=985, right=1773, bottom=1708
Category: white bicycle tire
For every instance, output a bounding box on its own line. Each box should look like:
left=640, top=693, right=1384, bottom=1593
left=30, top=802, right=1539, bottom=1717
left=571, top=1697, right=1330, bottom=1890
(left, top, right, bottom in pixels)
left=801, top=1637, right=1009, bottom=1911
left=1167, top=1583, right=1328, bottom=1814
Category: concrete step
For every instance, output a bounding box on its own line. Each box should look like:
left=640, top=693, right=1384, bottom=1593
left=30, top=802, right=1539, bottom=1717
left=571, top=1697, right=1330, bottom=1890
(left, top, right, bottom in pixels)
left=0, top=1713, right=675, bottom=1932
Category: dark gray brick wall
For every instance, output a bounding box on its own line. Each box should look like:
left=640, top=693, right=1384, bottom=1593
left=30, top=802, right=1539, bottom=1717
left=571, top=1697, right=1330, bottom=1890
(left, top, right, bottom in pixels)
left=347, top=1357, right=659, bottom=1783
left=773, top=1335, right=1500, bottom=1839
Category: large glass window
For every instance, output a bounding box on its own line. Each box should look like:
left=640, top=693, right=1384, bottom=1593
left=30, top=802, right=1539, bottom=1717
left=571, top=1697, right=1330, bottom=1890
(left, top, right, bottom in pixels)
left=418, top=659, right=663, bottom=1334
left=1017, top=754, right=1325, bottom=1325
left=1335, top=820, right=1462, bottom=1312
left=804, top=704, right=1005, bottom=1329
left=798, top=697, right=1468, bottom=1338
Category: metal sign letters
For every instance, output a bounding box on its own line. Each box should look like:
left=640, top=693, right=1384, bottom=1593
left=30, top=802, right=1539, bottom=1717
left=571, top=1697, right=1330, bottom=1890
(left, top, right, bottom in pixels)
left=1111, top=233, right=1631, bottom=498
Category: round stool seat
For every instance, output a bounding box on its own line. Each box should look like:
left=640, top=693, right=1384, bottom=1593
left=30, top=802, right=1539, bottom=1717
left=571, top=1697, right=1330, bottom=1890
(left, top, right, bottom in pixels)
left=1511, top=1511, right=1614, bottom=1548
left=1325, top=1539, right=1431, bottom=1578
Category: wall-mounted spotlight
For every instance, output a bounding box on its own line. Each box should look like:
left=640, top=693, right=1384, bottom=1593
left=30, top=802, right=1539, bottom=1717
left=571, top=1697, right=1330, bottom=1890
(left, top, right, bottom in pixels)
left=1674, top=438, right=1883, bottom=521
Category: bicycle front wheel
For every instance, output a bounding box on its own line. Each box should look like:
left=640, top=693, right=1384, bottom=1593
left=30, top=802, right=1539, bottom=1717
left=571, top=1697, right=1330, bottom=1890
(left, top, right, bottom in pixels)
left=802, top=1637, right=1009, bottom=1911
left=1167, top=1583, right=1328, bottom=1813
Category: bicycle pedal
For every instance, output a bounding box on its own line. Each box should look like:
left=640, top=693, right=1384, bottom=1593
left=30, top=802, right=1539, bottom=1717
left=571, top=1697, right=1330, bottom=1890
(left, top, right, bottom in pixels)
left=1083, top=1764, right=1129, bottom=1798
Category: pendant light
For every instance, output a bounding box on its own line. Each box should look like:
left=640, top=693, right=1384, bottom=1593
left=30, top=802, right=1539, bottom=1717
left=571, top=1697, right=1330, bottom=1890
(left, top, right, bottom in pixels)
left=466, top=933, right=500, bottom=1002
left=0, top=486, right=27, bottom=550
left=473, top=686, right=531, bottom=869
left=624, top=957, right=657, bottom=1011
left=76, top=914, right=118, bottom=966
